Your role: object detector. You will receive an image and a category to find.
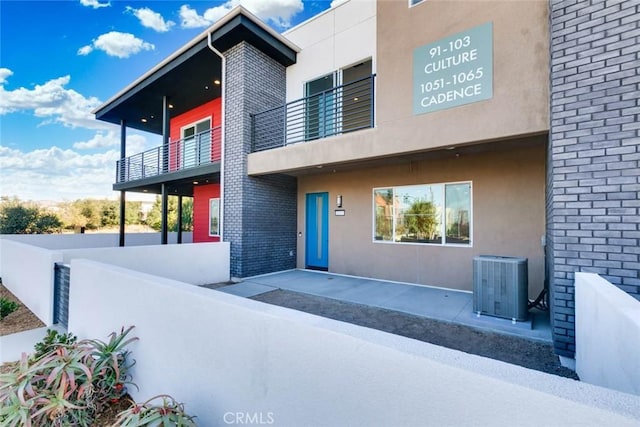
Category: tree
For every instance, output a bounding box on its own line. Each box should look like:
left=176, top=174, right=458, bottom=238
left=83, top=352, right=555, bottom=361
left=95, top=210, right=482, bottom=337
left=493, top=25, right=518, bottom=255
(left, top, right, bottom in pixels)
left=404, top=200, right=439, bottom=241
left=146, top=196, right=193, bottom=232
left=58, top=199, right=140, bottom=230
left=0, top=200, right=62, bottom=234
left=125, top=201, right=143, bottom=225
left=100, top=202, right=118, bottom=228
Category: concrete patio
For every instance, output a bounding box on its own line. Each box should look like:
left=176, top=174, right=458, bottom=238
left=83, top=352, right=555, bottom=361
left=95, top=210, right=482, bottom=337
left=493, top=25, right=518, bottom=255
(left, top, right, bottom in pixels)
left=217, top=269, right=552, bottom=343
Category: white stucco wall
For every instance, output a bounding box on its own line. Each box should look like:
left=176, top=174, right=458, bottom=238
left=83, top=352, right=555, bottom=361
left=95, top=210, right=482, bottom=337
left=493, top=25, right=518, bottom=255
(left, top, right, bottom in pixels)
left=575, top=272, right=640, bottom=396
left=284, top=0, right=376, bottom=101
left=0, top=239, right=62, bottom=324
left=68, top=259, right=640, bottom=426
left=0, top=232, right=192, bottom=252
left=0, top=237, right=224, bottom=326
left=60, top=242, right=229, bottom=285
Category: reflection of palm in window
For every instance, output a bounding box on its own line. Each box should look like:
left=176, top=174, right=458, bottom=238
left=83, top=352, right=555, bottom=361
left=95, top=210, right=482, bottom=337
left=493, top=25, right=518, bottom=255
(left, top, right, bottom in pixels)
left=374, top=182, right=471, bottom=245
left=404, top=201, right=440, bottom=241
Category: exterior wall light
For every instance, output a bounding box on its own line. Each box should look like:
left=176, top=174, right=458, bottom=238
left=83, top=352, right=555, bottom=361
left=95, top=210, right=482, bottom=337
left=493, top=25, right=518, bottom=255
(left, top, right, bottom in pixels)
left=336, top=195, right=343, bottom=208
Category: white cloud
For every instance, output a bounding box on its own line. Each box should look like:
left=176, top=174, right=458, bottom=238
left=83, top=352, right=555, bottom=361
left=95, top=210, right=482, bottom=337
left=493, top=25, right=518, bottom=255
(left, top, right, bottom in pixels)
left=179, top=5, right=211, bottom=29
left=0, top=71, right=105, bottom=130
left=73, top=131, right=118, bottom=150
left=78, top=31, right=155, bottom=59
left=241, top=0, right=304, bottom=28
left=0, top=68, right=158, bottom=202
left=0, top=130, right=153, bottom=201
left=179, top=0, right=304, bottom=29
left=0, top=145, right=119, bottom=200
left=126, top=6, right=175, bottom=32
left=80, top=0, right=110, bottom=9
left=73, top=131, right=148, bottom=155
left=0, top=68, right=13, bottom=85
left=77, top=45, right=93, bottom=56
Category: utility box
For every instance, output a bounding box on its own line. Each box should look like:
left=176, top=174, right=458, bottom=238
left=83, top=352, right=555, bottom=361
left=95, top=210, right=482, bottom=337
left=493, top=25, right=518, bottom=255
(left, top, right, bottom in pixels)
left=473, top=256, right=528, bottom=322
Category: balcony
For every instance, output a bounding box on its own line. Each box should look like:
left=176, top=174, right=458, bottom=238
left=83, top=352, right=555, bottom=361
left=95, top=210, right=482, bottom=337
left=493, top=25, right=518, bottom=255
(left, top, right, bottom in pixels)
left=116, top=126, right=221, bottom=184
left=251, top=75, right=375, bottom=152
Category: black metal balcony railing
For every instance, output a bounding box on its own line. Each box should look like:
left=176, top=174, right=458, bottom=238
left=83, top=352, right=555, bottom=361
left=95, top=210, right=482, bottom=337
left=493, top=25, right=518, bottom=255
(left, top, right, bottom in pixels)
left=251, top=74, right=375, bottom=152
left=116, top=126, right=221, bottom=184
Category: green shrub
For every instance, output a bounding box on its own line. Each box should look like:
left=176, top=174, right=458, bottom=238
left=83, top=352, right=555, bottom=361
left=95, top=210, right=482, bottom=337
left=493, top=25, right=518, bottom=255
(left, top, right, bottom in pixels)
left=33, top=328, right=77, bottom=360
left=115, top=395, right=197, bottom=426
left=0, top=297, right=18, bottom=320
left=0, top=326, right=138, bottom=427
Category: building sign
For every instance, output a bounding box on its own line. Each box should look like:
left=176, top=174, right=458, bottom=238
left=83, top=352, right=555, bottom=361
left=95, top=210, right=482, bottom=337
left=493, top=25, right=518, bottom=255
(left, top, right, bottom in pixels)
left=413, top=22, right=493, bottom=115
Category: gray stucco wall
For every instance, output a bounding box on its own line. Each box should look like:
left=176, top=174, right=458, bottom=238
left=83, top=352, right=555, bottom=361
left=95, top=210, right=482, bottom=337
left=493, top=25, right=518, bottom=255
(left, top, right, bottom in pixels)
left=223, top=42, right=297, bottom=278
left=548, top=0, right=640, bottom=357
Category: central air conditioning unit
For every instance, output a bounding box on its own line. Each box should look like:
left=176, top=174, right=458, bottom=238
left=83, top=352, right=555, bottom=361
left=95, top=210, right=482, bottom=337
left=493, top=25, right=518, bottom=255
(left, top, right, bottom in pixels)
left=473, top=255, right=528, bottom=322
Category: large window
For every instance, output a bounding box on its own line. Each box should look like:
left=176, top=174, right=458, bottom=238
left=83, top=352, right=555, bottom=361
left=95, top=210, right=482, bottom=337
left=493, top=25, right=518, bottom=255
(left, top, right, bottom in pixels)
left=374, top=182, right=471, bottom=245
left=209, top=198, right=220, bottom=236
left=303, top=59, right=373, bottom=141
left=181, top=118, right=211, bottom=168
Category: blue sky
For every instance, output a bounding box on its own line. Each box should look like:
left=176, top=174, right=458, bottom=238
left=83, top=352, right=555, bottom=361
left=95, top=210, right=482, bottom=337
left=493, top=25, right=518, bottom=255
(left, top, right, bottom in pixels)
left=0, top=0, right=335, bottom=201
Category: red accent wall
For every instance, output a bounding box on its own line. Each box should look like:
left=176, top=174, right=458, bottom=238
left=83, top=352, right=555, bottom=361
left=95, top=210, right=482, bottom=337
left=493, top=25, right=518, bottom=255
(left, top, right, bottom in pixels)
left=193, top=184, right=221, bottom=243
left=169, top=98, right=222, bottom=171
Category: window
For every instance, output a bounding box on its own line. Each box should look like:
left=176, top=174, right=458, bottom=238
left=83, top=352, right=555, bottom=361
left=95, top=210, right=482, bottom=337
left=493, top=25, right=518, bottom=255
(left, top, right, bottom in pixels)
left=181, top=118, right=211, bottom=168
left=409, top=0, right=425, bottom=6
left=374, top=182, right=471, bottom=245
left=209, top=198, right=220, bottom=236
left=302, top=59, right=373, bottom=142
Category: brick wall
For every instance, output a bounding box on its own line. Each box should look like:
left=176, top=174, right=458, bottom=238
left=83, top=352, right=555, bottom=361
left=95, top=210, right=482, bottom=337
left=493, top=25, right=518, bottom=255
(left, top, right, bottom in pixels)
left=548, top=0, right=640, bottom=357
left=223, top=42, right=297, bottom=278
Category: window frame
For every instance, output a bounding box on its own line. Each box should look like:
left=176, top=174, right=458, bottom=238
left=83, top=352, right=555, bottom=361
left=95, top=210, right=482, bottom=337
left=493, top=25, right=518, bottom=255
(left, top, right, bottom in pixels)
left=372, top=181, right=473, bottom=247
left=302, top=58, right=375, bottom=142
left=180, top=117, right=212, bottom=168
left=209, top=198, right=220, bottom=237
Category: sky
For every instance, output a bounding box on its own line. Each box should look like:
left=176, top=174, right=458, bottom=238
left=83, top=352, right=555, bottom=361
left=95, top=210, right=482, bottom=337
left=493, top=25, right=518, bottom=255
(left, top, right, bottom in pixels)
left=0, top=0, right=339, bottom=202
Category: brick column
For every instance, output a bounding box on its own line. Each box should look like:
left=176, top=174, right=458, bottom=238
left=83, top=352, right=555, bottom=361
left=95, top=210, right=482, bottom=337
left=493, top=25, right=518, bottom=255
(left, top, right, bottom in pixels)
left=223, top=42, right=297, bottom=278
left=548, top=0, right=640, bottom=357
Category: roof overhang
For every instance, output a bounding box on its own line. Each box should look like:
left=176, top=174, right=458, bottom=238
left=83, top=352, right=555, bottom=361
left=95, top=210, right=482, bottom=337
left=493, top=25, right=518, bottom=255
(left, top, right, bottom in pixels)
left=94, top=6, right=299, bottom=135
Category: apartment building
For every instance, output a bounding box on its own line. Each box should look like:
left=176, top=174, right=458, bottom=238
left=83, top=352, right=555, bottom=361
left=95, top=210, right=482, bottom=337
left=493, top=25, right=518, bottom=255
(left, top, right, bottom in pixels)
left=94, top=0, right=640, bottom=358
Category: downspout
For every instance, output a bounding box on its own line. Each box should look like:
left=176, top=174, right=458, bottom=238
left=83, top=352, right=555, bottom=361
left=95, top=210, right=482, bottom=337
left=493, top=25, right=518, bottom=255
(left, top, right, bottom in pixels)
left=119, top=119, right=126, bottom=247
left=207, top=32, right=226, bottom=240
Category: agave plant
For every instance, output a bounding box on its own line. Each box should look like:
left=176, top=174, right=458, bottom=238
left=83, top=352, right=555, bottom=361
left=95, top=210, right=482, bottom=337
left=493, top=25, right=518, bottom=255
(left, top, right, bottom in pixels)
left=0, top=326, right=139, bottom=427
left=83, top=325, right=139, bottom=405
left=114, top=394, right=197, bottom=427
left=0, top=354, right=35, bottom=427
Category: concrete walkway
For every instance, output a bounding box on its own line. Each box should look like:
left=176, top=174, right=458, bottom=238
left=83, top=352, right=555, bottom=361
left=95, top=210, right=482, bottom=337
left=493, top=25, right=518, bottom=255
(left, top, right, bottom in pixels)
left=218, top=269, right=552, bottom=342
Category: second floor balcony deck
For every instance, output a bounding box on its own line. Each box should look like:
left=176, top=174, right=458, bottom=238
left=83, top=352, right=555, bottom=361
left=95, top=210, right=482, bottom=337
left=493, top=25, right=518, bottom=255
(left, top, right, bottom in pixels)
left=116, top=126, right=221, bottom=185
left=251, top=75, right=375, bottom=153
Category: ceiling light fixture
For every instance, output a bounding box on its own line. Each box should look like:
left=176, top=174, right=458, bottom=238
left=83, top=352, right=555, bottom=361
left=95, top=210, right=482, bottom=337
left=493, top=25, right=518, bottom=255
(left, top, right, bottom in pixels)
left=214, top=79, right=221, bottom=85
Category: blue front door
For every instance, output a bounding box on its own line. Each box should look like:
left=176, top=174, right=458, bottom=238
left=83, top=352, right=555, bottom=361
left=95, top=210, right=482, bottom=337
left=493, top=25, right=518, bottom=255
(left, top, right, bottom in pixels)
left=306, top=192, right=329, bottom=270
